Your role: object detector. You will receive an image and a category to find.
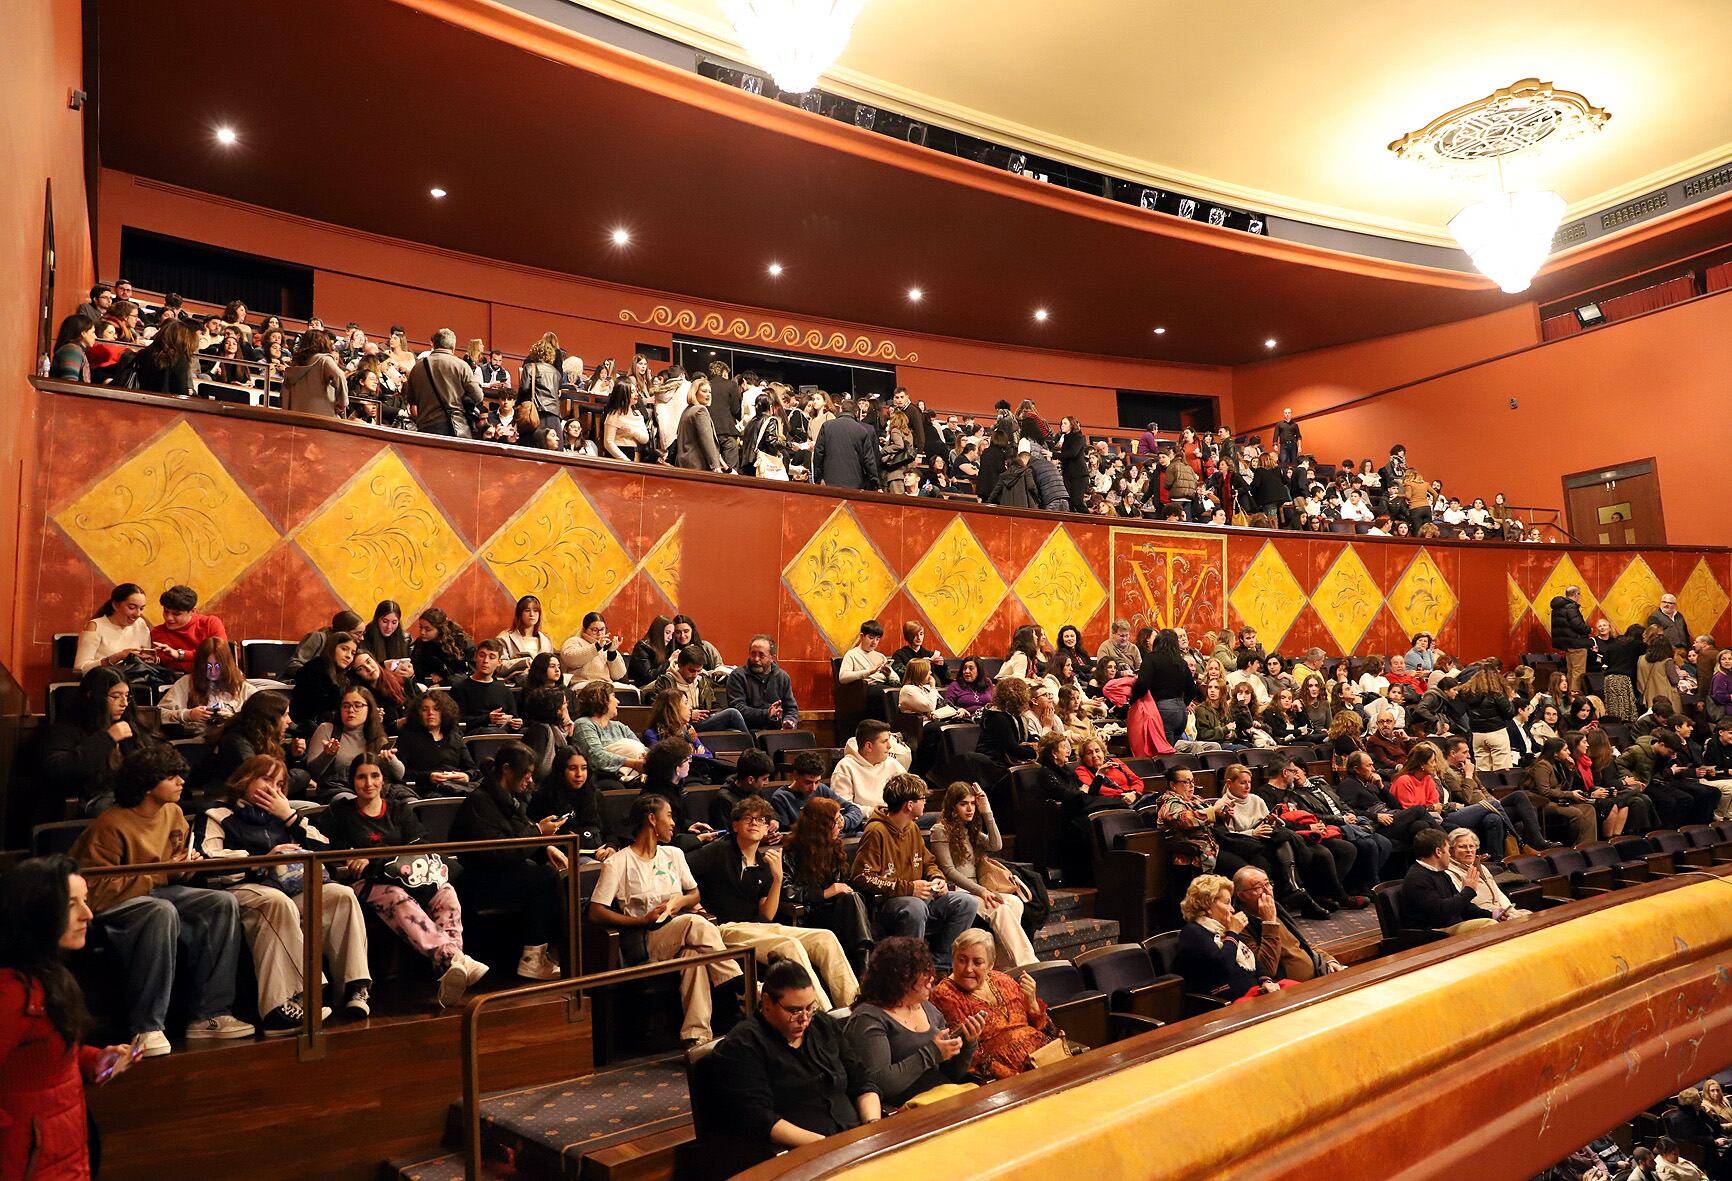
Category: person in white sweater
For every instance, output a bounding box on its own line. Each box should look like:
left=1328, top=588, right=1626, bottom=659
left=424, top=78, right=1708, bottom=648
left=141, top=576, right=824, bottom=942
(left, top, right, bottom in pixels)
left=599, top=382, right=650, bottom=461
left=559, top=612, right=627, bottom=684
left=838, top=620, right=899, bottom=686
left=496, top=594, right=556, bottom=682
left=73, top=583, right=157, bottom=673
left=829, top=720, right=911, bottom=813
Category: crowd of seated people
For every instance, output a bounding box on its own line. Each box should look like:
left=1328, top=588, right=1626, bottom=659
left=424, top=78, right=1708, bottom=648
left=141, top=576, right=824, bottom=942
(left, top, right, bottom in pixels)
left=18, top=547, right=1732, bottom=1170
left=46, top=284, right=1548, bottom=538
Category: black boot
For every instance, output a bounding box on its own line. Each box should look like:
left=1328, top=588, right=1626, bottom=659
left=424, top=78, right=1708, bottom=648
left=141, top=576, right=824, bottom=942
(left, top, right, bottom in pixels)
left=1288, top=890, right=1331, bottom=920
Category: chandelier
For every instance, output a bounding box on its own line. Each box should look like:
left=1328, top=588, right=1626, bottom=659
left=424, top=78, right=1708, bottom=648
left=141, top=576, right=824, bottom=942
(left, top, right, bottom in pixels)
left=1390, top=79, right=1610, bottom=294
left=719, top=0, right=867, bottom=94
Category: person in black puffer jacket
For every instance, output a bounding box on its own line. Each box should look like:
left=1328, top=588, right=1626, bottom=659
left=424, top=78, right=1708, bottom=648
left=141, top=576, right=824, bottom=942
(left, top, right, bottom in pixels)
left=1549, top=587, right=1591, bottom=693
left=1028, top=448, right=1070, bottom=512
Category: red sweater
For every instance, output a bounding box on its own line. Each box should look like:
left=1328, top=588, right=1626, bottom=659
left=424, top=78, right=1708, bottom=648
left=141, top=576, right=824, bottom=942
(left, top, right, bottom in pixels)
left=149, top=612, right=229, bottom=676
left=1076, top=759, right=1146, bottom=801
left=1389, top=772, right=1441, bottom=809
left=0, top=971, right=102, bottom=1180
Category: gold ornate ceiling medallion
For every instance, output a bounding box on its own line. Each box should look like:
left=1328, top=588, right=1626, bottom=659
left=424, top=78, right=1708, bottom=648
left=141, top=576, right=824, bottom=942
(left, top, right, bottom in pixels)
left=1388, top=78, right=1610, bottom=169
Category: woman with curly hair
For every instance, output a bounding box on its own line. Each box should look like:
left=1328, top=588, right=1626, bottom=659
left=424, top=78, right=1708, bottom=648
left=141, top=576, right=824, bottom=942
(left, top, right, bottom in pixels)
left=201, top=691, right=311, bottom=803
left=928, top=782, right=1036, bottom=968
left=397, top=691, right=480, bottom=797
left=781, top=796, right=872, bottom=973
left=410, top=607, right=473, bottom=687
left=844, top=936, right=983, bottom=1108
left=930, top=928, right=1061, bottom=1080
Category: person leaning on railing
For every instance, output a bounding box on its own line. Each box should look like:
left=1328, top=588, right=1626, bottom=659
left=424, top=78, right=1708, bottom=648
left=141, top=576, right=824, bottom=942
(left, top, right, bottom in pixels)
left=195, top=754, right=372, bottom=1032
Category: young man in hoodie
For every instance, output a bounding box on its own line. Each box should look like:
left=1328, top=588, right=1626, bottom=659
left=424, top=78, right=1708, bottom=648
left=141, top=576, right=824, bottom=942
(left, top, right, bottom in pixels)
left=850, top=774, right=979, bottom=970
left=829, top=720, right=910, bottom=814
left=770, top=750, right=864, bottom=836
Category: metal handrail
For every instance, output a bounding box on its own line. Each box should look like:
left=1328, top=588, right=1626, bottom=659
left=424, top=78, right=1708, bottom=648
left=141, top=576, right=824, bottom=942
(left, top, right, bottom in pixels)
left=458, top=945, right=758, bottom=1180
left=78, top=832, right=582, bottom=1059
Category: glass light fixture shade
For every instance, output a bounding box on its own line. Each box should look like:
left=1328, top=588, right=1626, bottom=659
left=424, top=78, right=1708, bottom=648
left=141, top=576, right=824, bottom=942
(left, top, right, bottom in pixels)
left=1448, top=189, right=1567, bottom=294
left=719, top=0, right=867, bottom=94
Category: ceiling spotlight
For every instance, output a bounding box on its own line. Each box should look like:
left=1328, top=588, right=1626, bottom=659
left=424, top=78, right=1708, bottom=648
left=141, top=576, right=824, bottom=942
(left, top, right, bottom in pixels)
left=611, top=227, right=631, bottom=246
left=429, top=187, right=447, bottom=199
left=1033, top=308, right=1049, bottom=322
left=1264, top=338, right=1278, bottom=349
left=214, top=126, right=237, bottom=146
left=1153, top=327, right=1167, bottom=335
left=907, top=288, right=923, bottom=302
left=767, top=262, right=784, bottom=277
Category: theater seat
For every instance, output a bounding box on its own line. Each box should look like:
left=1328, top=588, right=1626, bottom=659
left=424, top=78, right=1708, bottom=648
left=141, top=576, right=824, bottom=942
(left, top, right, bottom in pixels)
left=32, top=819, right=90, bottom=857
left=409, top=796, right=464, bottom=844
left=1650, top=829, right=1713, bottom=869
left=757, top=729, right=815, bottom=766
left=1504, top=855, right=1572, bottom=903
left=701, top=731, right=754, bottom=757
left=1088, top=808, right=1149, bottom=862
left=1139, top=931, right=1230, bottom=1018
left=1075, top=943, right=1182, bottom=1025
left=679, top=1038, right=774, bottom=1181
left=1371, top=881, right=1448, bottom=950
left=241, top=639, right=298, bottom=680
left=1580, top=841, right=1649, bottom=886
left=463, top=733, right=517, bottom=769
left=1021, top=960, right=1110, bottom=1048
left=1545, top=847, right=1615, bottom=896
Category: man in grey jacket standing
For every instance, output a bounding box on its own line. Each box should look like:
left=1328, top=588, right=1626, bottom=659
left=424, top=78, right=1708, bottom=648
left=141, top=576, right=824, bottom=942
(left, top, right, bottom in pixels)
left=813, top=402, right=880, bottom=491
left=408, top=328, right=485, bottom=437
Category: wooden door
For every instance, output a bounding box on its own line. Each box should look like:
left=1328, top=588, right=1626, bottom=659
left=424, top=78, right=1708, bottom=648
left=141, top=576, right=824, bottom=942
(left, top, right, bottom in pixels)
left=1562, top=459, right=1666, bottom=545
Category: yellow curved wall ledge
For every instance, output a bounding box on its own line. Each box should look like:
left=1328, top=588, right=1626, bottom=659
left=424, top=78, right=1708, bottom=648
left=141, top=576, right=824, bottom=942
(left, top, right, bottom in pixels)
left=816, top=877, right=1732, bottom=1180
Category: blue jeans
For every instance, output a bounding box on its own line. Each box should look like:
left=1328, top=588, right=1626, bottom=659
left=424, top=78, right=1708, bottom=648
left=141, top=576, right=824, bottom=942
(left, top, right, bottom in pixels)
left=874, top=891, right=981, bottom=968
left=1338, top=824, right=1393, bottom=888
left=695, top=708, right=750, bottom=734
left=97, top=884, right=244, bottom=1034
left=1443, top=804, right=1515, bottom=857
left=1156, top=698, right=1188, bottom=744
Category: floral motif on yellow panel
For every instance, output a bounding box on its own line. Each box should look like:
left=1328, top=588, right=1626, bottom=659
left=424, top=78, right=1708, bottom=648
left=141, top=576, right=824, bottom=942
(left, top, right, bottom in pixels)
left=1507, top=576, right=1532, bottom=632
left=1312, top=546, right=1384, bottom=654
left=782, top=506, right=898, bottom=654
left=53, top=420, right=281, bottom=621
left=296, top=448, right=471, bottom=625
left=637, top=517, right=684, bottom=609
left=1532, top=554, right=1598, bottom=635
left=1013, top=527, right=1107, bottom=646
left=478, top=470, right=635, bottom=642
left=1598, top=556, right=1664, bottom=635
left=1678, top=559, right=1731, bottom=634
left=903, top=517, right=1008, bottom=655
left=1387, top=548, right=1458, bottom=641
left=1227, top=544, right=1305, bottom=650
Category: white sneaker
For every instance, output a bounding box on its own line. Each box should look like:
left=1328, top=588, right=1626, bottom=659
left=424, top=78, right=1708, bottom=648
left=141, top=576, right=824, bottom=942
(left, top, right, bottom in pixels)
left=459, top=953, right=490, bottom=989
left=516, top=944, right=561, bottom=981
left=185, top=1014, right=257, bottom=1040
left=138, top=1030, right=172, bottom=1057
left=437, top=960, right=469, bottom=1008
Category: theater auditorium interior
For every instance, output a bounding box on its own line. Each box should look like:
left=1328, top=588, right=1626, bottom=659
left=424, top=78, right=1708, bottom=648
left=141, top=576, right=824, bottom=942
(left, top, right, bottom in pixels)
left=7, top=1, right=1732, bottom=1178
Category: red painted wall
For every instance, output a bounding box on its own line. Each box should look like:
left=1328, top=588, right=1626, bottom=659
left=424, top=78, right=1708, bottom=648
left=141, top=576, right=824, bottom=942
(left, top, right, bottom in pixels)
left=1276, top=291, right=1732, bottom=546
left=97, top=171, right=1232, bottom=423
left=2, top=0, right=93, bottom=668
left=21, top=385, right=1730, bottom=713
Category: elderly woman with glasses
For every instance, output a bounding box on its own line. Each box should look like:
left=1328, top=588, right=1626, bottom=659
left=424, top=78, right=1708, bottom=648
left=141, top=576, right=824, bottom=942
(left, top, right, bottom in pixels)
left=844, top=936, right=985, bottom=1109
left=1443, top=829, right=1530, bottom=922
left=930, top=928, right=1063, bottom=1080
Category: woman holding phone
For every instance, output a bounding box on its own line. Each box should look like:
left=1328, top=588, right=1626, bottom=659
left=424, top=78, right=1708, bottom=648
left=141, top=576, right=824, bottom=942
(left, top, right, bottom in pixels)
left=844, top=936, right=984, bottom=1108
left=0, top=855, right=145, bottom=1179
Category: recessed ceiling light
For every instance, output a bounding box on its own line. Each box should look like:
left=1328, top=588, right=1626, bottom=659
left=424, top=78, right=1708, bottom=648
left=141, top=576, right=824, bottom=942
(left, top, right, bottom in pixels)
left=1153, top=327, right=1167, bottom=335
left=429, top=187, right=447, bottom=199
left=907, top=287, right=923, bottom=302
left=215, top=126, right=237, bottom=146
left=767, top=262, right=784, bottom=277
left=1265, top=338, right=1278, bottom=349
left=611, top=227, right=631, bottom=246
left=1033, top=308, right=1049, bottom=322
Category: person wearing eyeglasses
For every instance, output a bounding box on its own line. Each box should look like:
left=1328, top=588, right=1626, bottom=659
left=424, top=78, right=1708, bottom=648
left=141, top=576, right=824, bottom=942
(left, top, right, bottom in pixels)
left=701, top=958, right=881, bottom=1165
left=688, top=796, right=858, bottom=1013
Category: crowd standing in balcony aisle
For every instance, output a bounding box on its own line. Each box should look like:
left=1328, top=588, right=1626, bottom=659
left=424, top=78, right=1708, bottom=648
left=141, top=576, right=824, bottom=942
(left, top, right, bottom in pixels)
left=46, top=285, right=1554, bottom=539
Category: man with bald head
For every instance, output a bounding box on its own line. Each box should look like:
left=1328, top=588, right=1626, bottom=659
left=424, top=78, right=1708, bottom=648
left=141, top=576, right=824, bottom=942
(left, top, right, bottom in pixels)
left=1231, top=865, right=1341, bottom=982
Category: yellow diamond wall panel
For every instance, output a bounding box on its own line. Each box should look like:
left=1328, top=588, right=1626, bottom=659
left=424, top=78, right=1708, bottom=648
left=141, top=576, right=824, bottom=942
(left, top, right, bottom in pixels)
left=52, top=420, right=282, bottom=622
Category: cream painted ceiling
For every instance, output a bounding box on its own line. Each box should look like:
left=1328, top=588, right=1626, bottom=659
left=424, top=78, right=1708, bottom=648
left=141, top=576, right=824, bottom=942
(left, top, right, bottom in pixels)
left=578, top=0, right=1732, bottom=245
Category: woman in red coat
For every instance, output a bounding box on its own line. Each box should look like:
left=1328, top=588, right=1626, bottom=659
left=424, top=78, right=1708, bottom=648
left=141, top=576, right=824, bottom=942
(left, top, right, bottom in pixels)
left=1, top=855, right=140, bottom=1180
